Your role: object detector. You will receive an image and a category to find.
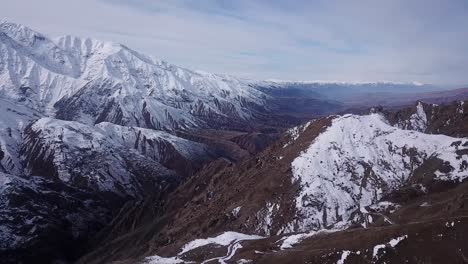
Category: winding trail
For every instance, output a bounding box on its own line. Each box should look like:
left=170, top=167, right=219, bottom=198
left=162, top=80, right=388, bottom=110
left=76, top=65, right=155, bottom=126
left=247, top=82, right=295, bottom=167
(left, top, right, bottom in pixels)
left=201, top=239, right=245, bottom=264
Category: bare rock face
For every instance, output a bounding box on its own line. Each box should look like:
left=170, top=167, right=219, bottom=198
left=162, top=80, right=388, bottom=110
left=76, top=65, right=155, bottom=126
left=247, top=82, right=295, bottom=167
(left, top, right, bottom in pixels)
left=385, top=100, right=468, bottom=137
left=0, top=173, right=115, bottom=263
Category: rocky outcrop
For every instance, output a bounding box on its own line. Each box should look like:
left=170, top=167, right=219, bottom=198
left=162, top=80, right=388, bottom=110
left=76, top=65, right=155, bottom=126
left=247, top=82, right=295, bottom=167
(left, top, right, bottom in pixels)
left=385, top=100, right=468, bottom=137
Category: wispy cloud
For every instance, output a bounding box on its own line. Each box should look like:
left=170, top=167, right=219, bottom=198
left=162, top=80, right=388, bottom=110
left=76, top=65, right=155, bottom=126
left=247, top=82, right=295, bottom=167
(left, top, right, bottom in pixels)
left=1, top=0, right=468, bottom=84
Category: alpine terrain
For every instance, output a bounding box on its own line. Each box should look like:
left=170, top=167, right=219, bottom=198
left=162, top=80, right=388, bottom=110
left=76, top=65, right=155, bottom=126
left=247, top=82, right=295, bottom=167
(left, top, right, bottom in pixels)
left=0, top=21, right=468, bottom=264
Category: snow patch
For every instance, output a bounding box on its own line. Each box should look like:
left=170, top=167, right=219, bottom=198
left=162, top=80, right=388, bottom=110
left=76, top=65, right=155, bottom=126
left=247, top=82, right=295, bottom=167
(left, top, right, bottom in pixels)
left=389, top=235, right=407, bottom=247
left=445, top=221, right=455, bottom=228
left=372, top=244, right=386, bottom=258
left=256, top=202, right=278, bottom=235
left=458, top=101, right=464, bottom=114
left=179, top=232, right=263, bottom=255
left=373, top=235, right=408, bottom=259
left=231, top=206, right=241, bottom=217
left=283, top=121, right=313, bottom=148
left=420, top=202, right=431, bottom=207
left=337, top=250, right=351, bottom=264
left=279, top=229, right=338, bottom=249
left=143, top=255, right=187, bottom=264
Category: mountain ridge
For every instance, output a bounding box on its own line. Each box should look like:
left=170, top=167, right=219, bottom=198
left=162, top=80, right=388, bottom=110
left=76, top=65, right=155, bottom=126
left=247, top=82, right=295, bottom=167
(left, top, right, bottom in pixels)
left=0, top=20, right=270, bottom=131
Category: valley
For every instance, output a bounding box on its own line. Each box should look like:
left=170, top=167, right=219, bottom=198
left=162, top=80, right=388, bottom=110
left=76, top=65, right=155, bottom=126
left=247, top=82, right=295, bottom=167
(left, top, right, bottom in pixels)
left=0, top=21, right=468, bottom=264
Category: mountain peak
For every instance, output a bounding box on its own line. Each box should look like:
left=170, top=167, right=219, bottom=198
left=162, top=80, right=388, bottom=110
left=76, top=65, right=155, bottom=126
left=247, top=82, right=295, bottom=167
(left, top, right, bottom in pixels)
left=0, top=20, right=47, bottom=46
left=0, top=20, right=130, bottom=60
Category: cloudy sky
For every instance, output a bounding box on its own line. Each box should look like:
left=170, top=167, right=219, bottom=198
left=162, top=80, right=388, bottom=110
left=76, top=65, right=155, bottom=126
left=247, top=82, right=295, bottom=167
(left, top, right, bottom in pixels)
left=1, top=0, right=468, bottom=84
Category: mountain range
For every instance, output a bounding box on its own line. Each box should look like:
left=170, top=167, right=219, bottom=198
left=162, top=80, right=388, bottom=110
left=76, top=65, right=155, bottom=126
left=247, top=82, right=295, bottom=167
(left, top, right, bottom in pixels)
left=1, top=21, right=468, bottom=264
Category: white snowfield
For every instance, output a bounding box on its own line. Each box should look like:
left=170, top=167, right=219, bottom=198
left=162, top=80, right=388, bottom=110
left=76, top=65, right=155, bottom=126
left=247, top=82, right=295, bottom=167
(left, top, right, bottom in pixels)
left=0, top=21, right=265, bottom=130
left=178, top=231, right=264, bottom=255
left=292, top=113, right=468, bottom=231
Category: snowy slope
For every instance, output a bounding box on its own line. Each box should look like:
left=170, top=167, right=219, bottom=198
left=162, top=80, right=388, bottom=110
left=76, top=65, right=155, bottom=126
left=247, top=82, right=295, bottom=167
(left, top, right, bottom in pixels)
left=291, top=113, right=468, bottom=231
left=0, top=21, right=266, bottom=131
left=21, top=118, right=210, bottom=195
left=0, top=98, right=42, bottom=175
left=0, top=115, right=212, bottom=256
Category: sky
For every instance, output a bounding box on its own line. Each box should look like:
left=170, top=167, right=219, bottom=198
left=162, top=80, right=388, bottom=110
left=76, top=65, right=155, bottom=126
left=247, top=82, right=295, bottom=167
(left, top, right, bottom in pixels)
left=1, top=0, right=468, bottom=85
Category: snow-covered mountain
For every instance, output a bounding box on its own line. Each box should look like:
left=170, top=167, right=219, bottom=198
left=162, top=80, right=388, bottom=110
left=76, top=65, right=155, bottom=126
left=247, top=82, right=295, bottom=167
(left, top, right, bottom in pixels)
left=291, top=112, right=467, bottom=231
left=21, top=118, right=211, bottom=195
left=0, top=21, right=268, bottom=131
left=268, top=101, right=468, bottom=233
